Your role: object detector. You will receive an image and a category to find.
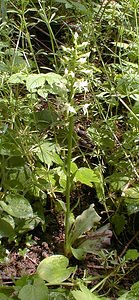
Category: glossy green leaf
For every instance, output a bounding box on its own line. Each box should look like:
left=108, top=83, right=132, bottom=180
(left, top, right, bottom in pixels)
left=18, top=278, right=48, bottom=300
left=0, top=218, right=15, bottom=238
left=0, top=195, right=33, bottom=219
left=37, top=255, right=75, bottom=284
left=69, top=204, right=101, bottom=245
left=75, top=167, right=99, bottom=187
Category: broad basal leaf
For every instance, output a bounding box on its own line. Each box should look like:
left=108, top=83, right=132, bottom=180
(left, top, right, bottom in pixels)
left=0, top=195, right=33, bottom=219
left=71, top=224, right=112, bottom=260
left=75, top=167, right=100, bottom=187
left=69, top=204, right=101, bottom=245
left=37, top=255, right=75, bottom=284
left=26, top=74, right=46, bottom=92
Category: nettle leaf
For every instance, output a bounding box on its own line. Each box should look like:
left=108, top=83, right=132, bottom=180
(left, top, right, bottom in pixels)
left=18, top=278, right=48, bottom=300
left=37, top=255, right=75, bottom=284
left=0, top=195, right=33, bottom=219
left=26, top=74, right=46, bottom=92
left=125, top=249, right=139, bottom=261
left=75, top=167, right=100, bottom=187
left=69, top=204, right=101, bottom=245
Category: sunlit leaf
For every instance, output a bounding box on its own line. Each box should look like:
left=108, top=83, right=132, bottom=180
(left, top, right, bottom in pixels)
left=75, top=167, right=100, bottom=187
left=37, top=255, right=75, bottom=284
left=8, top=73, right=27, bottom=84
left=26, top=74, right=46, bottom=92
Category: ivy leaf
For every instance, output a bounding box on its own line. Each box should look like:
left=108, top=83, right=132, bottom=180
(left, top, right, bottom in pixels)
left=37, top=255, right=75, bottom=284
left=75, top=167, right=100, bottom=187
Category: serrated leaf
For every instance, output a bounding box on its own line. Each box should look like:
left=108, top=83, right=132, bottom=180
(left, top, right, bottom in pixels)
left=37, top=255, right=75, bottom=284
left=69, top=204, right=101, bottom=245
left=45, top=72, right=64, bottom=86
left=35, top=141, right=56, bottom=168
left=8, top=73, right=27, bottom=84
left=75, top=167, right=99, bottom=187
left=26, top=74, right=46, bottom=92
left=0, top=195, right=33, bottom=219
left=18, top=278, right=48, bottom=300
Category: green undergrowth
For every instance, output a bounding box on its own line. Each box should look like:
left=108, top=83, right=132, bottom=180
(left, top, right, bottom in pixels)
left=0, top=0, right=139, bottom=298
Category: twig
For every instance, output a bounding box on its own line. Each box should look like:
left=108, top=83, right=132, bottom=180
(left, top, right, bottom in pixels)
left=119, top=231, right=139, bottom=258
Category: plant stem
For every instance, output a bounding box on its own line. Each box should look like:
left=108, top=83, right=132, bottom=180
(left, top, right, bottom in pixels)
left=64, top=113, right=74, bottom=256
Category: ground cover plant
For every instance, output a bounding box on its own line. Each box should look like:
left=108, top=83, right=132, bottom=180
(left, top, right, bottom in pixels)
left=0, top=0, right=139, bottom=299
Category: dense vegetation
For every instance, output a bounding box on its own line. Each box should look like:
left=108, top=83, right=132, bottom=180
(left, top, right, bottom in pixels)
left=0, top=0, right=139, bottom=299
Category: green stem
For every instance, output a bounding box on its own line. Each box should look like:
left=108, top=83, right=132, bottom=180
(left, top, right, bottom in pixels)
left=64, top=113, right=74, bottom=256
